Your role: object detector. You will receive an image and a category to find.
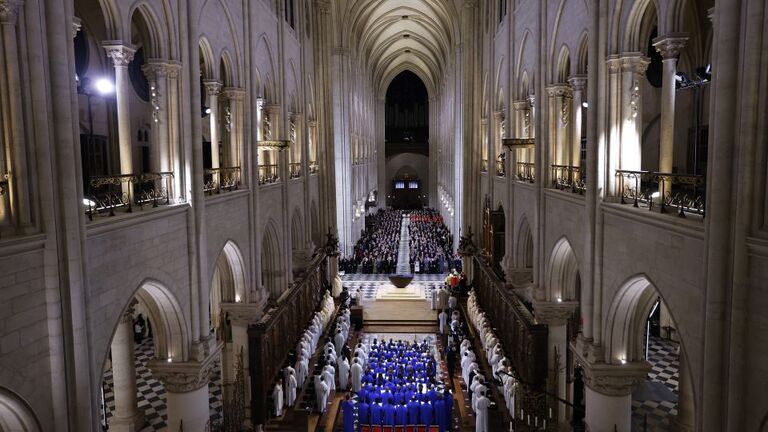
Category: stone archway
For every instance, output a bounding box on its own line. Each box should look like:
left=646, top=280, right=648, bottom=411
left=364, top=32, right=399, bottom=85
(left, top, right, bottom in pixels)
left=0, top=387, right=41, bottom=432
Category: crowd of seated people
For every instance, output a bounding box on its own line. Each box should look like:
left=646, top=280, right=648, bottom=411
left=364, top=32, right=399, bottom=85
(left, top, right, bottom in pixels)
left=340, top=210, right=402, bottom=274
left=408, top=209, right=458, bottom=274
left=342, top=337, right=453, bottom=432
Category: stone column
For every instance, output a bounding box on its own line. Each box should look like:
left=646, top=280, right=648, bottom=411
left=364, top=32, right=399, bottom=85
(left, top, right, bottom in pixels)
left=142, top=61, right=172, bottom=174
left=149, top=353, right=219, bottom=432
left=671, top=348, right=694, bottom=431
left=222, top=88, right=246, bottom=168
left=568, top=76, right=587, bottom=168
left=204, top=80, right=223, bottom=170
left=620, top=55, right=650, bottom=171
left=221, top=302, right=265, bottom=427
left=535, top=301, right=578, bottom=424
left=605, top=56, right=623, bottom=195
left=546, top=85, right=572, bottom=182
left=653, top=35, right=688, bottom=192
left=109, top=306, right=144, bottom=432
left=579, top=361, right=650, bottom=432
left=166, top=62, right=182, bottom=201
left=1, top=0, right=31, bottom=228
left=102, top=42, right=137, bottom=179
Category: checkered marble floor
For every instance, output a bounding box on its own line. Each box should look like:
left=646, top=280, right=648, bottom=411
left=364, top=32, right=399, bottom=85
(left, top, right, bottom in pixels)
left=631, top=336, right=679, bottom=431
left=101, top=337, right=223, bottom=431
left=341, top=277, right=447, bottom=302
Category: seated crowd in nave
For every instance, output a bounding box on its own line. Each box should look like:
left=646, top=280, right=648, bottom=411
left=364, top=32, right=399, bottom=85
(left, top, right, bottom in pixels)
left=408, top=209, right=458, bottom=274
left=340, top=210, right=403, bottom=274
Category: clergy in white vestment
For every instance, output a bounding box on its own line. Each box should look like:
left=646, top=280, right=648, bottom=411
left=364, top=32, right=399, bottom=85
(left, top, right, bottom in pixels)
left=273, top=380, right=284, bottom=417
left=438, top=310, right=448, bottom=334
left=316, top=376, right=330, bottom=413
left=334, top=329, right=346, bottom=354
left=351, top=358, right=363, bottom=392
left=474, top=391, right=491, bottom=432
left=338, top=356, right=350, bottom=389
left=323, top=365, right=336, bottom=391
left=287, top=371, right=297, bottom=407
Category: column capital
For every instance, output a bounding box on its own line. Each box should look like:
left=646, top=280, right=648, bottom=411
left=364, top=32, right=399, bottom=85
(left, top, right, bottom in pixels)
left=72, top=16, right=82, bottom=38
left=221, top=87, right=246, bottom=101
left=653, top=34, right=689, bottom=60
left=606, top=54, right=623, bottom=73
left=264, top=103, right=281, bottom=115
left=492, top=110, right=505, bottom=121
left=579, top=360, right=651, bottom=396
left=102, top=41, right=136, bottom=67
left=512, top=99, right=530, bottom=110
left=220, top=302, right=266, bottom=326
left=120, top=300, right=138, bottom=324
left=147, top=347, right=220, bottom=393
left=620, top=53, right=650, bottom=74
left=0, top=0, right=23, bottom=25
left=203, top=79, right=223, bottom=96
left=568, top=75, right=588, bottom=91
left=533, top=300, right=579, bottom=326
left=141, top=60, right=175, bottom=80
left=316, top=0, right=330, bottom=14
left=546, top=84, right=572, bottom=98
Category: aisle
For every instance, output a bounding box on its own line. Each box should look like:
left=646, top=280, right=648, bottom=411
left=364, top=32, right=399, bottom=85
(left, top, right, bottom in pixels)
left=396, top=215, right=411, bottom=274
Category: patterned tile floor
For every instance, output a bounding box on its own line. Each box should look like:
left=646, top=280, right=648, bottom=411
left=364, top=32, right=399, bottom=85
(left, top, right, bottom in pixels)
left=631, top=336, right=679, bottom=431
left=101, top=337, right=223, bottom=431
left=341, top=272, right=448, bottom=303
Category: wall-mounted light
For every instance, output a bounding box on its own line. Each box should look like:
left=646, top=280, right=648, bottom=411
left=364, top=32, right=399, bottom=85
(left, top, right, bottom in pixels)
left=93, top=78, right=115, bottom=95
left=582, top=101, right=588, bottom=109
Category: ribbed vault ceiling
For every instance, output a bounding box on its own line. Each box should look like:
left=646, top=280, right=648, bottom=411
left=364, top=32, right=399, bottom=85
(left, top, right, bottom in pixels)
left=343, top=0, right=459, bottom=96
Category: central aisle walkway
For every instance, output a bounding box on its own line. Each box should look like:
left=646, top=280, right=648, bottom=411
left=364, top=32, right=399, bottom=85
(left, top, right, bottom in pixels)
left=396, top=215, right=411, bottom=274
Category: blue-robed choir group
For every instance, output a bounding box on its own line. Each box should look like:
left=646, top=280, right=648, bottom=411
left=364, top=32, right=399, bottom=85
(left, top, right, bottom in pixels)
left=340, top=338, right=453, bottom=432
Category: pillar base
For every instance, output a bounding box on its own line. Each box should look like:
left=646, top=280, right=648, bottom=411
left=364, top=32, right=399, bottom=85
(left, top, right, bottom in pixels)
left=108, top=410, right=145, bottom=432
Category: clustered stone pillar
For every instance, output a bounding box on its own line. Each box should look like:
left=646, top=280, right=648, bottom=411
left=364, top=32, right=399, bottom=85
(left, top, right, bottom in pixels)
left=221, top=88, right=245, bottom=168
left=142, top=61, right=172, bottom=174
left=149, top=356, right=218, bottom=432
left=620, top=55, right=650, bottom=171
left=204, top=80, right=223, bottom=171
left=581, top=362, right=650, bottom=432
left=568, top=76, right=587, bottom=168
left=103, top=42, right=136, bottom=180
left=653, top=35, right=688, bottom=192
left=109, top=305, right=144, bottom=432
left=535, top=301, right=578, bottom=425
left=0, top=0, right=31, bottom=228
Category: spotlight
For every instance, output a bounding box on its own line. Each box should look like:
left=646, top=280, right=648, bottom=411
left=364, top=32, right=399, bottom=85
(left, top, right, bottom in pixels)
left=94, top=78, right=115, bottom=95
left=582, top=101, right=588, bottom=108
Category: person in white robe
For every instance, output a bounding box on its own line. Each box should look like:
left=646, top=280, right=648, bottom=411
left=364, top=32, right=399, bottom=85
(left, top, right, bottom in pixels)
left=474, top=391, right=491, bottom=432
left=338, top=356, right=350, bottom=389
left=448, top=294, right=457, bottom=310
left=438, top=309, right=448, bottom=334
left=351, top=358, right=363, bottom=392
left=287, top=370, right=297, bottom=407
left=323, top=364, right=336, bottom=391
left=273, top=380, right=284, bottom=417
left=317, top=376, right=330, bottom=413
left=334, top=329, right=346, bottom=354
left=297, top=356, right=309, bottom=386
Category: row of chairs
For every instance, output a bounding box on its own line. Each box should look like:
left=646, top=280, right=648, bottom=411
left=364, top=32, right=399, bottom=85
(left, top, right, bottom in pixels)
left=359, top=426, right=440, bottom=432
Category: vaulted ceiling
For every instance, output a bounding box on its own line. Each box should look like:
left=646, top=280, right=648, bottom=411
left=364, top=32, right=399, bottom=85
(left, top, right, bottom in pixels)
left=342, top=0, right=460, bottom=96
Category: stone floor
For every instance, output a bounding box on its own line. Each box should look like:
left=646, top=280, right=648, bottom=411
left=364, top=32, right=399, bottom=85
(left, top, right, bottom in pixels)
left=631, top=336, right=679, bottom=431
left=100, top=337, right=224, bottom=431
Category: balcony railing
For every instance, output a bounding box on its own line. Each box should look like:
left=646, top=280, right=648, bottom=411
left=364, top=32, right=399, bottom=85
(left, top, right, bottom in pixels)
left=550, top=165, right=585, bottom=194
left=615, top=170, right=706, bottom=217
left=85, top=172, right=174, bottom=220
left=204, top=166, right=241, bottom=195
left=258, top=164, right=279, bottom=185
left=516, top=162, right=535, bottom=183
left=481, top=159, right=489, bottom=172
left=309, top=161, right=319, bottom=174
left=495, top=159, right=506, bottom=177
left=288, top=162, right=302, bottom=179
